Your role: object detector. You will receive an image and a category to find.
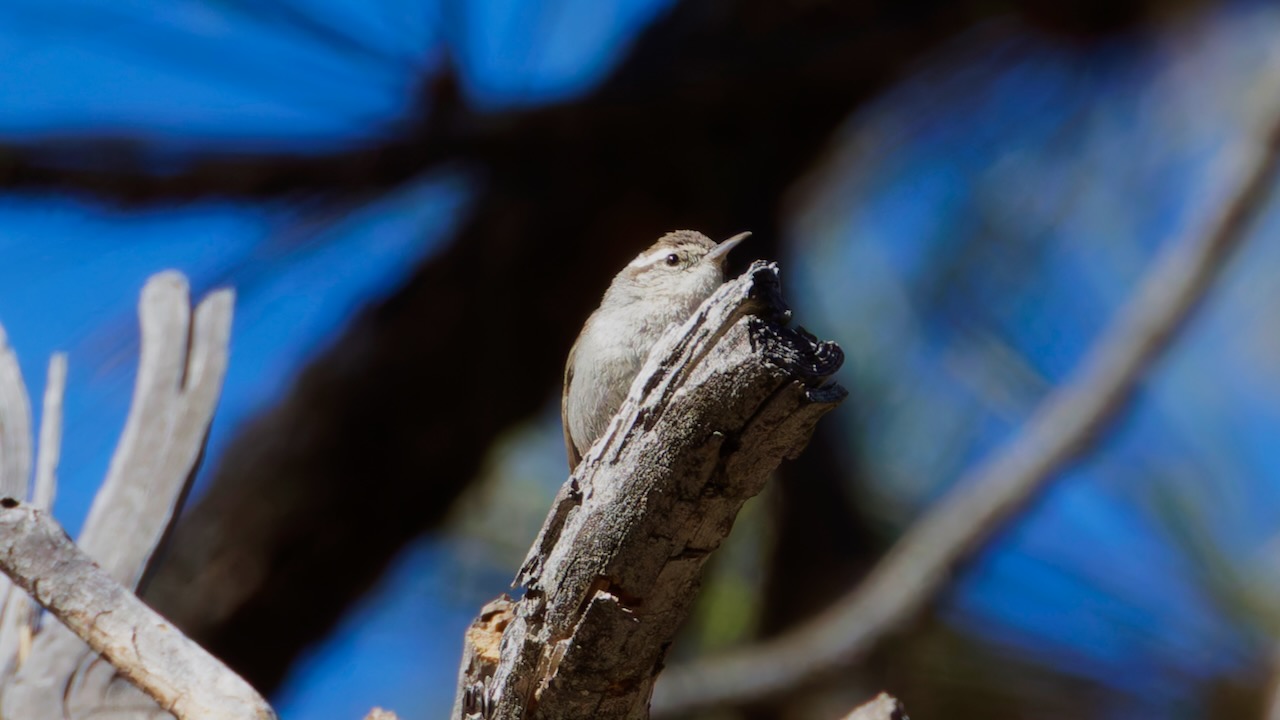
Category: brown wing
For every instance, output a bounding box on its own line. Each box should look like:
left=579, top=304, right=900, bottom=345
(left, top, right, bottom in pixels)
left=562, top=337, right=582, bottom=471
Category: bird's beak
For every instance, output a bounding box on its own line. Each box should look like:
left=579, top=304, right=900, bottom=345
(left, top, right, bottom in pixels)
left=704, top=231, right=751, bottom=266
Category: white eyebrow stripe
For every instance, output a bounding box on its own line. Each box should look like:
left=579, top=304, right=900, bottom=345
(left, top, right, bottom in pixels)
left=628, top=248, right=674, bottom=268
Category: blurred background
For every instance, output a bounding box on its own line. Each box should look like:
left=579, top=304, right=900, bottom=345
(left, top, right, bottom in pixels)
left=1, top=0, right=1279, bottom=718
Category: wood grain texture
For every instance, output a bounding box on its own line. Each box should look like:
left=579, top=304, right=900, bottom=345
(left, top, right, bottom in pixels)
left=0, top=501, right=274, bottom=720
left=455, top=262, right=845, bottom=720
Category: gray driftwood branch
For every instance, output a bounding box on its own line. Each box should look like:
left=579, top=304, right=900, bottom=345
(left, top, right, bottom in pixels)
left=0, top=271, right=422, bottom=720
left=0, top=501, right=274, bottom=719
left=652, top=47, right=1280, bottom=719
left=452, top=262, right=846, bottom=720
left=0, top=273, right=282, bottom=720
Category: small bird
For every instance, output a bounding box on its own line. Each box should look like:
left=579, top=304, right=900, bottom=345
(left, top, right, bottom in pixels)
left=562, top=230, right=749, bottom=470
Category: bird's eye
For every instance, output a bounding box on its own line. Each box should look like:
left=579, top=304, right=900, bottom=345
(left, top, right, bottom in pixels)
left=664, top=253, right=680, bottom=267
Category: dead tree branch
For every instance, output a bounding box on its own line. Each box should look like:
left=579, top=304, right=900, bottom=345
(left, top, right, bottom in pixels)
left=0, top=273, right=255, bottom=719
left=651, top=47, right=1280, bottom=719
left=0, top=273, right=406, bottom=719
left=78, top=272, right=232, bottom=590
left=33, top=353, right=67, bottom=510
left=0, top=501, right=275, bottom=720
left=0, top=329, right=32, bottom=499
left=0, top=353, right=68, bottom=672
left=0, top=2, right=1199, bottom=204
left=0, top=328, right=36, bottom=676
left=453, top=262, right=845, bottom=720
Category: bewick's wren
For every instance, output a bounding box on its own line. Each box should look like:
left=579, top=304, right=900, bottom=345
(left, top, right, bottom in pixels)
left=562, top=230, right=750, bottom=470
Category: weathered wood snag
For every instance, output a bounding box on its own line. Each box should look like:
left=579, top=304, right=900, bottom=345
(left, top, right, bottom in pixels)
left=0, top=273, right=279, bottom=720
left=454, top=262, right=845, bottom=720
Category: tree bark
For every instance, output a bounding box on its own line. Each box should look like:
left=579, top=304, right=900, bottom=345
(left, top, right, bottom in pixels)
left=0, top=502, right=274, bottom=720
left=455, top=263, right=844, bottom=719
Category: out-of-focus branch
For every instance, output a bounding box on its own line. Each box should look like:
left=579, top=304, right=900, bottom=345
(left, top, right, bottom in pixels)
left=2, top=273, right=234, bottom=719
left=0, top=62, right=473, bottom=203
left=0, top=501, right=275, bottom=720
left=79, top=274, right=233, bottom=590
left=0, top=274, right=404, bottom=720
left=0, top=329, right=32, bottom=500
left=1264, top=648, right=1280, bottom=720
left=0, top=353, right=68, bottom=671
left=0, top=2, right=1190, bottom=204
left=841, top=693, right=906, bottom=720
left=32, top=353, right=67, bottom=511
left=652, top=49, right=1280, bottom=718
left=0, top=326, right=34, bottom=674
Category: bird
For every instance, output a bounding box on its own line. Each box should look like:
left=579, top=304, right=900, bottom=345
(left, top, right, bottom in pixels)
left=561, top=230, right=749, bottom=470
